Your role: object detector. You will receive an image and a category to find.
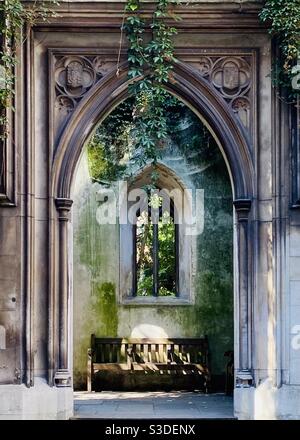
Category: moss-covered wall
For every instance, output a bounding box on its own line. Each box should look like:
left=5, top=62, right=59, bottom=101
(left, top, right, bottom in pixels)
left=72, top=102, right=233, bottom=390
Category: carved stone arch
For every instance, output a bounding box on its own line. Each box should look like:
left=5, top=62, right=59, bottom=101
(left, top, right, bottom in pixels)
left=52, top=62, right=254, bottom=201
left=119, top=161, right=196, bottom=305
left=49, top=62, right=255, bottom=388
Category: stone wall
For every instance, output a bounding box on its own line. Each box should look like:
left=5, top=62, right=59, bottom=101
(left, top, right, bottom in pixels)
left=72, top=101, right=233, bottom=390
left=1, top=0, right=300, bottom=420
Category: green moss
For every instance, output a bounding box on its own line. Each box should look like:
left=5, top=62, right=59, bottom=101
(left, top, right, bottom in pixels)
left=73, top=98, right=234, bottom=389
left=73, top=281, right=118, bottom=390
left=73, top=184, right=119, bottom=389
left=92, top=282, right=118, bottom=337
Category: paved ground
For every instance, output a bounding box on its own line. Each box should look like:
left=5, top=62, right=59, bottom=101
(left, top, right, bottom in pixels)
left=74, top=391, right=234, bottom=419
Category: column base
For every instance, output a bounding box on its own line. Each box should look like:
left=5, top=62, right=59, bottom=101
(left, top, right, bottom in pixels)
left=236, top=369, right=253, bottom=387
left=0, top=378, right=73, bottom=420
left=54, top=369, right=72, bottom=387
left=235, top=378, right=300, bottom=420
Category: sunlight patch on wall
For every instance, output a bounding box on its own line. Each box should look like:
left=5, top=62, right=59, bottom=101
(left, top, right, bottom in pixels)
left=131, top=324, right=168, bottom=338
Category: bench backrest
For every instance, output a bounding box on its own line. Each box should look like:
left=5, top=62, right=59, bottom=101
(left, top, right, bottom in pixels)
left=91, top=336, right=209, bottom=365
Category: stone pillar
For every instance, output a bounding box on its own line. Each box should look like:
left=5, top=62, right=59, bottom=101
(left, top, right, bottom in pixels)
left=233, top=199, right=253, bottom=387
left=54, top=198, right=73, bottom=387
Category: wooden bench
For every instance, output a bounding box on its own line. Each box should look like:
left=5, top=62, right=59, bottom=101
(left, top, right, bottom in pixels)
left=87, top=336, right=211, bottom=393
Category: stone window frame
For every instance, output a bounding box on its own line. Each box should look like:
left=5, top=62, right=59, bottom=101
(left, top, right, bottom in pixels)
left=119, top=163, right=196, bottom=306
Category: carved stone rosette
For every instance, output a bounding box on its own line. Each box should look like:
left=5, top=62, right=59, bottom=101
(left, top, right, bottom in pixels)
left=178, top=51, right=255, bottom=136
left=52, top=52, right=123, bottom=143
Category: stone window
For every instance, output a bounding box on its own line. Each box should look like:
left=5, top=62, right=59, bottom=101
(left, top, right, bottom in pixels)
left=119, top=163, right=195, bottom=305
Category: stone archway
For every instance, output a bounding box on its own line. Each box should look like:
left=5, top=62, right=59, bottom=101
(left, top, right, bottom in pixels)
left=49, top=63, right=255, bottom=406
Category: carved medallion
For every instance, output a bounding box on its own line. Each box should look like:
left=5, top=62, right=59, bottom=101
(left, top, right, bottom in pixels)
left=67, top=61, right=83, bottom=88
left=55, top=56, right=96, bottom=98
left=223, top=63, right=239, bottom=90
left=211, top=58, right=250, bottom=98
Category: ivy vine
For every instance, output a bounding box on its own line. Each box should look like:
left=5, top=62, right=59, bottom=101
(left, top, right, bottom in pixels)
left=0, top=0, right=58, bottom=138
left=260, top=0, right=300, bottom=100
left=1, top=1, right=299, bottom=143
left=123, top=0, right=180, bottom=183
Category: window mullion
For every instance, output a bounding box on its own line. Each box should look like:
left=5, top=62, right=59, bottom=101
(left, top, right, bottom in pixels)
left=153, top=223, right=159, bottom=296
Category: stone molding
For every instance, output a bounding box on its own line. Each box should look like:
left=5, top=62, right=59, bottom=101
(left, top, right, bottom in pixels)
left=54, top=197, right=73, bottom=386
left=50, top=49, right=256, bottom=145
left=234, top=198, right=253, bottom=387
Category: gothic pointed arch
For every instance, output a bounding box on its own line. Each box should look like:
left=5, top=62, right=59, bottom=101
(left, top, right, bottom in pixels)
left=49, top=61, right=255, bottom=388
left=51, top=62, right=254, bottom=202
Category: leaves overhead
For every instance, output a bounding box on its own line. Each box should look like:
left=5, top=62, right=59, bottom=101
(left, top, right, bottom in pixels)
left=0, top=0, right=59, bottom=138
left=123, top=0, right=180, bottom=182
left=260, top=0, right=300, bottom=100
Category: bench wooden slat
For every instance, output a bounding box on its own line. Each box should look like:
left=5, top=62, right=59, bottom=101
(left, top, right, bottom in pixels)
left=158, top=344, right=163, bottom=363
left=144, top=343, right=148, bottom=362
left=120, top=342, right=126, bottom=362
left=149, top=344, right=155, bottom=363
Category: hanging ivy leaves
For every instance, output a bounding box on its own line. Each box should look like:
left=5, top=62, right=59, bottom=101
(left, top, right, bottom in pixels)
left=124, top=0, right=180, bottom=181
left=0, top=0, right=59, bottom=138
left=260, top=0, right=300, bottom=100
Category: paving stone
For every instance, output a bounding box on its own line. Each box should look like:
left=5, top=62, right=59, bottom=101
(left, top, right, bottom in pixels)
left=74, top=391, right=234, bottom=419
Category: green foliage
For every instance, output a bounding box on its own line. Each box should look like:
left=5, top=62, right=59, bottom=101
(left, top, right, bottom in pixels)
left=0, top=0, right=58, bottom=137
left=157, top=217, right=176, bottom=296
left=260, top=0, right=300, bottom=99
left=87, top=99, right=134, bottom=182
left=136, top=212, right=176, bottom=297
left=124, top=0, right=180, bottom=180
left=87, top=95, right=186, bottom=182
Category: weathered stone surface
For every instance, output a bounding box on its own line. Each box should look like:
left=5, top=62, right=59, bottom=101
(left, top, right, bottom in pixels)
left=0, top=379, right=73, bottom=420
left=291, top=281, right=300, bottom=307
left=290, top=227, right=300, bottom=257
left=72, top=101, right=234, bottom=390
left=290, top=258, right=300, bottom=280
left=0, top=0, right=299, bottom=420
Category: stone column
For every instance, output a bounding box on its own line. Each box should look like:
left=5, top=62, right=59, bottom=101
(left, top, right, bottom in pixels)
left=54, top=197, right=73, bottom=387
left=233, top=199, right=253, bottom=387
